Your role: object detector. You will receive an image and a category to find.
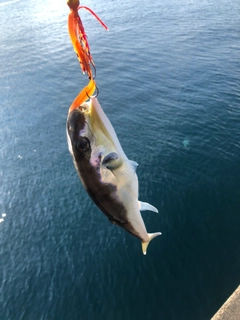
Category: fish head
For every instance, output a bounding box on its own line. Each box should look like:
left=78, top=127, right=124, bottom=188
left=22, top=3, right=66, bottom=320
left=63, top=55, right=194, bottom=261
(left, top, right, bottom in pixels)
left=66, top=97, right=124, bottom=181
left=66, top=103, right=93, bottom=163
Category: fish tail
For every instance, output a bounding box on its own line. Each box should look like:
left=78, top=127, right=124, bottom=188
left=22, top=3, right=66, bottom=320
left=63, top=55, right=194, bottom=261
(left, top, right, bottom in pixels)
left=141, top=232, right=162, bottom=255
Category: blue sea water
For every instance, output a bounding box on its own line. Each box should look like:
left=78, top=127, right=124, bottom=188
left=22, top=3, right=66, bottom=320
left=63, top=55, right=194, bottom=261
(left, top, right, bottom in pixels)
left=1, top=0, right=240, bottom=319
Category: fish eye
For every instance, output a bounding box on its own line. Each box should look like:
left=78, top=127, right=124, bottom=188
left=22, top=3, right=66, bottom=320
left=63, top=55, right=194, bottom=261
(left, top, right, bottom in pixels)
left=76, top=137, right=90, bottom=152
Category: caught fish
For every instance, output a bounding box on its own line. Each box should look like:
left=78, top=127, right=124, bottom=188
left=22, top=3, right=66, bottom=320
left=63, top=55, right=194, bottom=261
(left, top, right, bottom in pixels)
left=66, top=97, right=161, bottom=254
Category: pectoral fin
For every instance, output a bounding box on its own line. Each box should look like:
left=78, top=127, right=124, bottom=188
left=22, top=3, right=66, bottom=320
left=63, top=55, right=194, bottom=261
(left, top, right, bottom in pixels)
left=138, top=201, right=158, bottom=213
left=142, top=232, right=162, bottom=255
left=102, top=152, right=123, bottom=170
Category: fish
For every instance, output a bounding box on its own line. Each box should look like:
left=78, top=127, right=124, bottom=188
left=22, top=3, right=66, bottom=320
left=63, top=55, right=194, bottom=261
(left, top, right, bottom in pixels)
left=66, top=97, right=161, bottom=254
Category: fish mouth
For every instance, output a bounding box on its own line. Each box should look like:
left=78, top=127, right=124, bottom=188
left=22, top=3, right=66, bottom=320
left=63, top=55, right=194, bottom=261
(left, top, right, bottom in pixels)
left=68, top=96, right=105, bottom=125
left=72, top=97, right=97, bottom=119
left=74, top=98, right=104, bottom=134
left=68, top=78, right=96, bottom=114
left=77, top=102, right=91, bottom=115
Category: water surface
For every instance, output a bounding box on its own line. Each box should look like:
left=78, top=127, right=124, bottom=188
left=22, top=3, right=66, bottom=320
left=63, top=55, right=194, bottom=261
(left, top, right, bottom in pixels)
left=1, top=0, right=240, bottom=319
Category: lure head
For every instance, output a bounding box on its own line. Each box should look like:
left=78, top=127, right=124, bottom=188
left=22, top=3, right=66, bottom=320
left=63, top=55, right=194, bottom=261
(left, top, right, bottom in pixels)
left=67, top=0, right=79, bottom=11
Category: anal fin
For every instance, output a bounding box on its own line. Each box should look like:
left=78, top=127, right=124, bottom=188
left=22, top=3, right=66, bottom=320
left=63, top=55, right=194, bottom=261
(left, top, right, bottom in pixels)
left=138, top=201, right=158, bottom=213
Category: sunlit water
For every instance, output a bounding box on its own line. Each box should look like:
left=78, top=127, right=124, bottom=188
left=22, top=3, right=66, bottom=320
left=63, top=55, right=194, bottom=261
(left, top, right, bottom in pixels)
left=1, top=0, right=240, bottom=319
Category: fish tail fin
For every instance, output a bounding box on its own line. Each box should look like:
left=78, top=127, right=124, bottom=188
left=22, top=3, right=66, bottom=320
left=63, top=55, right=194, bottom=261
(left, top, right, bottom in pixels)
left=142, top=232, right=162, bottom=255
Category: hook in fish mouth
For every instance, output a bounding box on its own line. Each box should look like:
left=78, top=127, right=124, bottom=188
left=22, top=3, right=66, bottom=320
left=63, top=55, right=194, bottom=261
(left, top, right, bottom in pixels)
left=87, top=63, right=99, bottom=98
left=95, top=85, right=99, bottom=98
left=86, top=83, right=99, bottom=99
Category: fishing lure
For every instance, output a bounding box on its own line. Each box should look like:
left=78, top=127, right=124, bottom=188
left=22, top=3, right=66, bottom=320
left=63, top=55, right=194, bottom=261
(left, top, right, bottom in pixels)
left=67, top=0, right=108, bottom=110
